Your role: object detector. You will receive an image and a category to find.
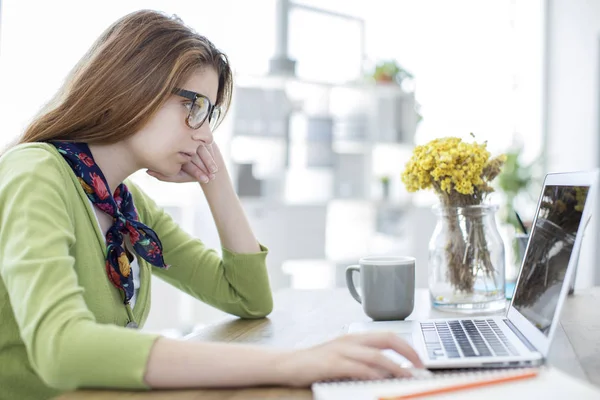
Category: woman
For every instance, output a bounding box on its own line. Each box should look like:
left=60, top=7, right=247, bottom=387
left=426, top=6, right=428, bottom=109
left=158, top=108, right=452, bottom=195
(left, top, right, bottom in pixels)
left=0, top=9, right=422, bottom=399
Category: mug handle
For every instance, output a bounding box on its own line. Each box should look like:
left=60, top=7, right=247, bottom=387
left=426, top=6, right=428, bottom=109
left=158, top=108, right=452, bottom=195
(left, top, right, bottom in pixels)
left=345, top=265, right=362, bottom=304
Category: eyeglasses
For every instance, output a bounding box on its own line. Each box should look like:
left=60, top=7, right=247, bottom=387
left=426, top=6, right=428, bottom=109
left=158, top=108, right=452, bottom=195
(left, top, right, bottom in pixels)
left=173, top=88, right=221, bottom=130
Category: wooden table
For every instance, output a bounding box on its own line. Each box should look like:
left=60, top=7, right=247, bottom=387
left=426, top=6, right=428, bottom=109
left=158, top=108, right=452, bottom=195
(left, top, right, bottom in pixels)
left=58, top=287, right=600, bottom=399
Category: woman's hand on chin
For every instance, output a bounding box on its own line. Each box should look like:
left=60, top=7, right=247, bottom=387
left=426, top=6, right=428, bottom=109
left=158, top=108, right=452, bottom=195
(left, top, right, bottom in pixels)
left=147, top=142, right=219, bottom=184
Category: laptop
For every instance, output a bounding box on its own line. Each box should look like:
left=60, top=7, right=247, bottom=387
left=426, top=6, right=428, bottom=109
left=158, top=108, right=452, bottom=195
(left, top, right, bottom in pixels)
left=349, top=170, right=598, bottom=369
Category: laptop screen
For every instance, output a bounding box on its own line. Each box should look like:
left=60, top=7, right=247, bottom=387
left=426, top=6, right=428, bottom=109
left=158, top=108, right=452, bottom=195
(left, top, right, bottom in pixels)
left=512, top=184, right=590, bottom=335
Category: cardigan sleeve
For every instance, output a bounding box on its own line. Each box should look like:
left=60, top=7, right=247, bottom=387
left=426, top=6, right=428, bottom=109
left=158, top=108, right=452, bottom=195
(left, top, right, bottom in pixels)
left=126, top=182, right=273, bottom=319
left=0, top=147, right=160, bottom=391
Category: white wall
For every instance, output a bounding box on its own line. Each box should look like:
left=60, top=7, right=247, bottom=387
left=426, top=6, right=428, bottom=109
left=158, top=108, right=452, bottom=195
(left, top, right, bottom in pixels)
left=293, top=0, right=544, bottom=160
left=0, top=0, right=277, bottom=149
left=545, top=0, right=600, bottom=286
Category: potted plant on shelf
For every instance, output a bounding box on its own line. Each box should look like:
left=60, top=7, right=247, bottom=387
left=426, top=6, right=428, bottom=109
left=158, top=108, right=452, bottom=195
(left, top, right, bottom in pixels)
left=380, top=175, right=391, bottom=199
left=371, top=60, right=413, bottom=85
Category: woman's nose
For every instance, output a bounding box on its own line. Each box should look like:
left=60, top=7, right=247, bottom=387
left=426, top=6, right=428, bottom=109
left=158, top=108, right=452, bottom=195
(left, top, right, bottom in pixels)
left=191, top=125, right=213, bottom=145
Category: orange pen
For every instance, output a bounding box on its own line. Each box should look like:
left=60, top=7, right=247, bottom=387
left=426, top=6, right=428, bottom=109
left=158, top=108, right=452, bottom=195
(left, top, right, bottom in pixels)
left=379, top=369, right=539, bottom=400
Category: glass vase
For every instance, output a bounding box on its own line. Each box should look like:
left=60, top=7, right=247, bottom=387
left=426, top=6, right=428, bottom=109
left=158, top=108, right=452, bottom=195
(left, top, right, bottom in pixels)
left=429, top=204, right=506, bottom=313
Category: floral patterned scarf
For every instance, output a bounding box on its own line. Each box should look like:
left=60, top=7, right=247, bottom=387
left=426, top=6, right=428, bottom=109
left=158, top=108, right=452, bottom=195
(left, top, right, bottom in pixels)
left=52, top=141, right=168, bottom=304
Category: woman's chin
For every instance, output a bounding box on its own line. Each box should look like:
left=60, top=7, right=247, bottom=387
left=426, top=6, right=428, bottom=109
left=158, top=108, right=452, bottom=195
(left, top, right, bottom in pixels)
left=151, top=164, right=183, bottom=178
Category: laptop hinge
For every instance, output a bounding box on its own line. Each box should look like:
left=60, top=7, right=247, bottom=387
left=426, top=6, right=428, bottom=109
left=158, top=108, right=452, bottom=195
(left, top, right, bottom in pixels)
left=503, top=319, right=537, bottom=352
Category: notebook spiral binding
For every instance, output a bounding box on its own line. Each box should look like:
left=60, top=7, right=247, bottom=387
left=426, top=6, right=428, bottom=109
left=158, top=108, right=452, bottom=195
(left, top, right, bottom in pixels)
left=313, top=367, right=540, bottom=387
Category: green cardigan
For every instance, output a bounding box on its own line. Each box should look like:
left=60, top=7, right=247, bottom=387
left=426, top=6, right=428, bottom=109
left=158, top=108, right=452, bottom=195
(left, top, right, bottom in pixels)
left=0, top=143, right=273, bottom=400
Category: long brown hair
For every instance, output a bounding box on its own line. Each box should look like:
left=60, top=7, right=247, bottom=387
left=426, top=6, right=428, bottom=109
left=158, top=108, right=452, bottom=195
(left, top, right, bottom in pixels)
left=15, top=9, right=232, bottom=146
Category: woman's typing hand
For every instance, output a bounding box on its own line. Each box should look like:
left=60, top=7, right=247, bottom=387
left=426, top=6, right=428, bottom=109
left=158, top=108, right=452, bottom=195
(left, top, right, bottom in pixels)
left=275, top=332, right=425, bottom=387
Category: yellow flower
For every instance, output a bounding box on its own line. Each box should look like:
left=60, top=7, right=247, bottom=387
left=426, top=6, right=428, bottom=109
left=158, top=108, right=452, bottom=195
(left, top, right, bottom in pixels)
left=118, top=253, right=131, bottom=277
left=401, top=136, right=505, bottom=204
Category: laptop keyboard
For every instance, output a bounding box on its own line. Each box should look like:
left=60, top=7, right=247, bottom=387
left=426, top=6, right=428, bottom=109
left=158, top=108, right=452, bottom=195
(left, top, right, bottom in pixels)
left=420, top=319, right=520, bottom=360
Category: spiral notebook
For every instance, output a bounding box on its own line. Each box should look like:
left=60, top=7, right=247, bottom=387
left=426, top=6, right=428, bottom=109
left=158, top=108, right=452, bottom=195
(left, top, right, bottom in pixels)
left=311, top=367, right=600, bottom=400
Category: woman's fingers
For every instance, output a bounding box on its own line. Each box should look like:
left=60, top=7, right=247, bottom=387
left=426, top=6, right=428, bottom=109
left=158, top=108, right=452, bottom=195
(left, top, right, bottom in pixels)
left=335, top=359, right=388, bottom=381
left=196, top=144, right=217, bottom=175
left=204, top=142, right=216, bottom=158
left=147, top=143, right=219, bottom=184
left=146, top=142, right=218, bottom=184
left=345, top=332, right=424, bottom=368
left=181, top=162, right=210, bottom=183
left=185, top=145, right=216, bottom=184
left=190, top=148, right=210, bottom=171
left=190, top=153, right=210, bottom=176
left=342, top=345, right=413, bottom=379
